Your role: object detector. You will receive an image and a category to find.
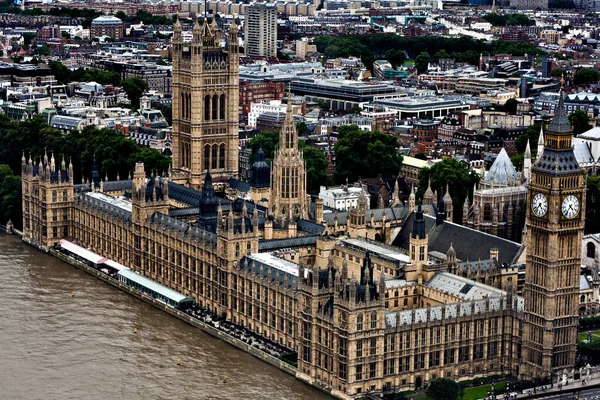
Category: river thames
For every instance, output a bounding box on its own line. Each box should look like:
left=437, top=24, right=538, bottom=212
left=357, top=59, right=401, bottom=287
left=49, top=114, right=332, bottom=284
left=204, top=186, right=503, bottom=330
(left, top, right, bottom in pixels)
left=0, top=234, right=330, bottom=400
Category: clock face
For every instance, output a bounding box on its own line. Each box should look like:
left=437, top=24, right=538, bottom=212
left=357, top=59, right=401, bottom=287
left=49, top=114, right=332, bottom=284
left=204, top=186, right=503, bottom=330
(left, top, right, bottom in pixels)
left=562, top=195, right=580, bottom=219
left=531, top=193, right=548, bottom=217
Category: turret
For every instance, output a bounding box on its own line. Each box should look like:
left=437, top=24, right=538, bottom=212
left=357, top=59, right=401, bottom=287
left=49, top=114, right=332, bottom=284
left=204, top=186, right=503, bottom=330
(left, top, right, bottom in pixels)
left=536, top=126, right=544, bottom=162
left=391, top=178, right=400, bottom=206
left=315, top=198, right=324, bottom=224
left=523, top=139, right=532, bottom=182
left=423, top=181, right=434, bottom=207
left=408, top=184, right=416, bottom=214
left=463, top=196, right=470, bottom=224
left=443, top=184, right=452, bottom=222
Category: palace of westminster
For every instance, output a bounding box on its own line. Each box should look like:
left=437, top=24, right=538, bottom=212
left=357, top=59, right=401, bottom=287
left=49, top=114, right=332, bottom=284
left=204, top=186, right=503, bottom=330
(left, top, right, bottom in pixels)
left=20, top=19, right=588, bottom=399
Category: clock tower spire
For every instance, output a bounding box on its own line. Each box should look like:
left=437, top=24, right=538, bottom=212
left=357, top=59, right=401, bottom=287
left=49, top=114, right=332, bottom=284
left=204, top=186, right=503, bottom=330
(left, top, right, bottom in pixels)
left=522, top=90, right=586, bottom=382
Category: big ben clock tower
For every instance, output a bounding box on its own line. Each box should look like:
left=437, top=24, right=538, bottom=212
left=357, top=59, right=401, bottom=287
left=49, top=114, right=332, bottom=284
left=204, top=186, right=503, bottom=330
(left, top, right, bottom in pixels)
left=522, top=89, right=586, bottom=382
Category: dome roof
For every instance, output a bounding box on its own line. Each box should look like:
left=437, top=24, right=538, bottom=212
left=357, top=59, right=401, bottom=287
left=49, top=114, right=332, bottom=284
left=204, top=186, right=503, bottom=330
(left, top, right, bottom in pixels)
left=484, top=148, right=518, bottom=185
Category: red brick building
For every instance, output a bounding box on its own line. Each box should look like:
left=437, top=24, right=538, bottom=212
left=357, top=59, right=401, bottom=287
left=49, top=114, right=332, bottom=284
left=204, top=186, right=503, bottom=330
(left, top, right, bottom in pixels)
left=239, top=81, right=285, bottom=119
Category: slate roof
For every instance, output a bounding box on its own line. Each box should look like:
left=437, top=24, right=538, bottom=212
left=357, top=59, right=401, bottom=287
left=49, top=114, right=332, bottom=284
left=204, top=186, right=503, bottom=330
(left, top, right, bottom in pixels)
left=103, top=179, right=132, bottom=192
left=394, top=212, right=522, bottom=265
left=297, top=219, right=325, bottom=235
left=228, top=177, right=251, bottom=193
left=258, top=236, right=319, bottom=252
left=323, top=205, right=408, bottom=226
left=78, top=192, right=132, bottom=223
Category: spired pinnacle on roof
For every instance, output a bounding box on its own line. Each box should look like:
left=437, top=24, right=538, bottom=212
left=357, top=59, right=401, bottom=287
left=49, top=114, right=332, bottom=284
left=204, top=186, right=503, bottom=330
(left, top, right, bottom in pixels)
left=547, top=89, right=572, bottom=135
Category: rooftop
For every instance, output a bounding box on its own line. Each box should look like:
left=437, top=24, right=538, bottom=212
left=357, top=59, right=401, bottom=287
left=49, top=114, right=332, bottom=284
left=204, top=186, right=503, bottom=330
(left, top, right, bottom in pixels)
left=426, top=271, right=507, bottom=300
left=85, top=191, right=132, bottom=212
left=246, top=252, right=305, bottom=278
left=342, top=238, right=410, bottom=263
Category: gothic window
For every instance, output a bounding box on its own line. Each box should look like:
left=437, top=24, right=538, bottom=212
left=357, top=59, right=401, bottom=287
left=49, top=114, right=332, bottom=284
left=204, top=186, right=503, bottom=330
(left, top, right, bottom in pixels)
left=247, top=242, right=251, bottom=255
left=587, top=242, right=596, bottom=259
left=235, top=243, right=240, bottom=258
left=219, top=94, right=226, bottom=119
left=52, top=190, right=57, bottom=202
left=370, top=312, right=377, bottom=329
left=62, top=190, right=67, bottom=202
left=357, top=314, right=363, bottom=331
left=181, top=92, right=186, bottom=119
left=581, top=295, right=586, bottom=303
left=484, top=204, right=491, bottom=221
left=212, top=95, right=218, bottom=120
left=219, top=144, right=225, bottom=169
left=212, top=145, right=218, bottom=169
left=204, top=95, right=210, bottom=121
left=204, top=144, right=210, bottom=170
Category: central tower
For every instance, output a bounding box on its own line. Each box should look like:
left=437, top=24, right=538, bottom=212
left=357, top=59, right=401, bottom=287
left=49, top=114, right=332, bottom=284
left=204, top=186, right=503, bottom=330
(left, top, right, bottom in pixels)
left=270, top=96, right=308, bottom=225
left=171, top=17, right=239, bottom=188
left=522, top=90, right=586, bottom=382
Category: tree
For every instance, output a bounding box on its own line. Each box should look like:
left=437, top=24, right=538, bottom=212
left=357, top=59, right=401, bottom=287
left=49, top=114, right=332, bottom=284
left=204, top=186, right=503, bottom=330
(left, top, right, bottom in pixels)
left=386, top=49, right=406, bottom=69
left=426, top=378, right=460, bottom=400
left=122, top=77, right=149, bottom=109
left=34, top=43, right=51, bottom=56
left=433, top=49, right=449, bottom=62
left=22, top=32, right=34, bottom=48
left=132, top=147, right=171, bottom=176
left=415, top=52, right=431, bottom=74
left=417, top=158, right=479, bottom=222
left=298, top=140, right=332, bottom=194
left=296, top=121, right=310, bottom=136
left=414, top=152, right=427, bottom=160
left=574, top=68, right=600, bottom=85
left=334, top=125, right=403, bottom=184
left=568, top=109, right=592, bottom=135
left=248, top=130, right=279, bottom=164
left=514, top=123, right=542, bottom=155
left=0, top=164, right=21, bottom=227
left=505, top=98, right=519, bottom=115
left=551, top=68, right=566, bottom=78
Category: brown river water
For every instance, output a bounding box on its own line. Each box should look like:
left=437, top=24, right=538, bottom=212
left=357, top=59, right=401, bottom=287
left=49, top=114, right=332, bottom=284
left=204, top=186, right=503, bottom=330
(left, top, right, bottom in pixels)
left=0, top=234, right=330, bottom=400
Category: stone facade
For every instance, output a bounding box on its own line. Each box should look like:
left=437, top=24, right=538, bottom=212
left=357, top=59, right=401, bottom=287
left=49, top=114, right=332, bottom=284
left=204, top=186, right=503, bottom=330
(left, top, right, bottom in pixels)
left=522, top=91, right=585, bottom=382
left=171, top=18, right=240, bottom=187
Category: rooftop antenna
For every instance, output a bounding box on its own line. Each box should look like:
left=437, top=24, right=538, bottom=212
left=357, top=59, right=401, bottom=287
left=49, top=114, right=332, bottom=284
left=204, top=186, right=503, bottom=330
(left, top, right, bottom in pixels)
left=205, top=0, right=208, bottom=19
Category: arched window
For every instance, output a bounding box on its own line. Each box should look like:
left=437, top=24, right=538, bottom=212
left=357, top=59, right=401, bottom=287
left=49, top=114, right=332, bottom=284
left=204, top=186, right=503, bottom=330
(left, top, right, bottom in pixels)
left=357, top=314, right=363, bottom=331
left=235, top=243, right=240, bottom=258
left=219, top=144, right=225, bottom=169
left=204, top=144, right=210, bottom=170
left=187, top=94, right=192, bottom=120
left=587, top=242, right=596, bottom=259
left=212, top=95, right=218, bottom=120
left=212, top=144, right=218, bottom=169
left=52, top=190, right=57, bottom=202
left=204, top=95, right=210, bottom=121
left=219, top=94, right=226, bottom=119
left=581, top=295, right=586, bottom=303
left=370, top=312, right=377, bottom=329
left=484, top=204, right=491, bottom=221
left=63, top=190, right=68, bottom=202
left=181, top=92, right=186, bottom=119
left=247, top=242, right=251, bottom=255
